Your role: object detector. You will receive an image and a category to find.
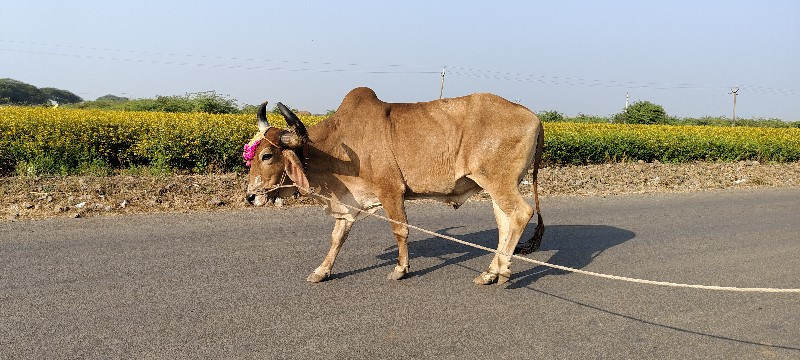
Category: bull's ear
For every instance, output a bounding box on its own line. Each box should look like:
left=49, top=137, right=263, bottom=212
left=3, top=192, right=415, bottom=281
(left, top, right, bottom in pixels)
left=282, top=150, right=310, bottom=195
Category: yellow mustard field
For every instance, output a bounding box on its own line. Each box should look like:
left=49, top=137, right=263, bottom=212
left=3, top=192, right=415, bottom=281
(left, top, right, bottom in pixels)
left=543, top=121, right=800, bottom=165
left=1, top=106, right=798, bottom=175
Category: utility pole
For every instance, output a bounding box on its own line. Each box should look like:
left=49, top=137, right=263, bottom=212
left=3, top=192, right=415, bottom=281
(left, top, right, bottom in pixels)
left=439, top=66, right=446, bottom=99
left=729, top=87, right=739, bottom=123
left=625, top=92, right=629, bottom=110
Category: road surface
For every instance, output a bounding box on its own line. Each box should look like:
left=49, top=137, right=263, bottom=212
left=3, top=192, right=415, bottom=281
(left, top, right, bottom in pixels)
left=2, top=188, right=799, bottom=358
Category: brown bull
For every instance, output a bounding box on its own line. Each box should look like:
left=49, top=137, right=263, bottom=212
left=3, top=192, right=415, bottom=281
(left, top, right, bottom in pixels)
left=244, top=87, right=544, bottom=285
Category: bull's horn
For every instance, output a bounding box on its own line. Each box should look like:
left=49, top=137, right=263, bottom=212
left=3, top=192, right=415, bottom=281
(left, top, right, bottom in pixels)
left=276, top=102, right=309, bottom=143
left=257, top=101, right=270, bottom=131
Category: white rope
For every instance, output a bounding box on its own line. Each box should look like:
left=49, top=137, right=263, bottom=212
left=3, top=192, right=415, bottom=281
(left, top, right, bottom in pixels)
left=280, top=184, right=800, bottom=293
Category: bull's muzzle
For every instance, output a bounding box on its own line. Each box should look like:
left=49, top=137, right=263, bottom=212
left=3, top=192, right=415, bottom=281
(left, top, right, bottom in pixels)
left=244, top=191, right=278, bottom=206
left=245, top=192, right=272, bottom=206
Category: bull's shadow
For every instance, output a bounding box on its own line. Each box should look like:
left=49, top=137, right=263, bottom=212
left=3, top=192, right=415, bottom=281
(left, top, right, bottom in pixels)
left=377, top=223, right=635, bottom=288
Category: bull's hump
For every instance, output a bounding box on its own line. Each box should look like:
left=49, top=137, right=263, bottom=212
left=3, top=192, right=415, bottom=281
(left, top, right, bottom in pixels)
left=339, top=87, right=381, bottom=108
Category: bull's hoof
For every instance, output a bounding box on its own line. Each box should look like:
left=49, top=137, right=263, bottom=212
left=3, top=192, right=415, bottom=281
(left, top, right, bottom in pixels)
left=496, top=270, right=511, bottom=285
left=387, top=271, right=405, bottom=280
left=386, top=265, right=409, bottom=281
left=306, top=271, right=329, bottom=283
left=473, top=271, right=498, bottom=285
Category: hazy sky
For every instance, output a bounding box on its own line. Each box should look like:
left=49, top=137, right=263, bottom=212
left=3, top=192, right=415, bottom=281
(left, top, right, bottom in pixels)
left=2, top=1, right=798, bottom=120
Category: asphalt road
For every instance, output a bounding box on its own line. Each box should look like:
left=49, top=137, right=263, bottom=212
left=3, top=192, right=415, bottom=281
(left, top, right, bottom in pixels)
left=2, top=188, right=799, bottom=359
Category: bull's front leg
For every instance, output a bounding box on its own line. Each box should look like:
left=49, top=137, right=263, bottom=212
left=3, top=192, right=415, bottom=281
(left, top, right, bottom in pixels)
left=307, top=218, right=354, bottom=283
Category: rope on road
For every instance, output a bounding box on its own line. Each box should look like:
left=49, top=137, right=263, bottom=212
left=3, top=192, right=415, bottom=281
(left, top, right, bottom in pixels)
left=274, top=184, right=800, bottom=293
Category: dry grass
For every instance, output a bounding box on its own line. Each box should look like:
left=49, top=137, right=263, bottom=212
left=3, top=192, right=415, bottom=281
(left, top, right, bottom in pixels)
left=3, top=161, right=799, bottom=221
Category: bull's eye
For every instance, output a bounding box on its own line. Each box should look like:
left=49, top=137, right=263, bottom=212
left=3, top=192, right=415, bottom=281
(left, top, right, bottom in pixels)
left=261, top=153, right=274, bottom=161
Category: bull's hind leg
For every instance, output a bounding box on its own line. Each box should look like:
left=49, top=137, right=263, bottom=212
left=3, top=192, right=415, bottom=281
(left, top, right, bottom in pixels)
left=493, top=193, right=533, bottom=285
left=474, top=200, right=510, bottom=285
left=471, top=178, right=534, bottom=285
left=307, top=218, right=354, bottom=283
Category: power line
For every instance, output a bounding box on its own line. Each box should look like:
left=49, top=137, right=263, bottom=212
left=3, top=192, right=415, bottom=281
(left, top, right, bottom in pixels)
left=446, top=67, right=797, bottom=96
left=0, top=39, right=435, bottom=72
left=0, top=48, right=440, bottom=75
left=2, top=39, right=796, bottom=97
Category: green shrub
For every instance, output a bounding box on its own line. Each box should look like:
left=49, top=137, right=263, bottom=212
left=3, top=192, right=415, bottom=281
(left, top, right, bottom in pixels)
left=615, top=101, right=669, bottom=124
left=537, top=110, right=565, bottom=122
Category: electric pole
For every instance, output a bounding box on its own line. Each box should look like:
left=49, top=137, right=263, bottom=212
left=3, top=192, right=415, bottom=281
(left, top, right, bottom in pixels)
left=729, top=87, right=739, bottom=123
left=625, top=92, right=629, bottom=110
left=439, top=67, right=446, bottom=99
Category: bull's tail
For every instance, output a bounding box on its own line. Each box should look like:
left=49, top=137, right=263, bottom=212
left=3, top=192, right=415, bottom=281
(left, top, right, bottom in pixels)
left=515, top=125, right=545, bottom=255
left=515, top=178, right=544, bottom=254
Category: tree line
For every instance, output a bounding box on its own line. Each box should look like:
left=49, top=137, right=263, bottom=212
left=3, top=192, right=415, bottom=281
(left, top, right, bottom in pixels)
left=538, top=101, right=798, bottom=128
left=1, top=79, right=306, bottom=115
left=0, top=78, right=83, bottom=105
left=2, top=78, right=796, bottom=127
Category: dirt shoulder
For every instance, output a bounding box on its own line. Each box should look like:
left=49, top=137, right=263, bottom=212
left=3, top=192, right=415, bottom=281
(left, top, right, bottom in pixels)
left=3, top=161, right=798, bottom=221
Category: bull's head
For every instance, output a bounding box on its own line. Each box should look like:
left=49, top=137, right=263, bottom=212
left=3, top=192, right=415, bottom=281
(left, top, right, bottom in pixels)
left=244, top=101, right=310, bottom=206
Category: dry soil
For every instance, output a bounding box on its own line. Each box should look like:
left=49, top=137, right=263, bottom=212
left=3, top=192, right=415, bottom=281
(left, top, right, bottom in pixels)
left=3, top=161, right=798, bottom=221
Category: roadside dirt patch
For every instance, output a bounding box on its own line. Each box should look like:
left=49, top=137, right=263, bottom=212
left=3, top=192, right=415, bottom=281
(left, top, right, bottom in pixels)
left=533, top=160, right=799, bottom=196
left=3, top=161, right=798, bottom=221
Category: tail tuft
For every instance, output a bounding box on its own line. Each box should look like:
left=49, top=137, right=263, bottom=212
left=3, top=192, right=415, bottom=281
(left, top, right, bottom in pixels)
left=515, top=212, right=544, bottom=254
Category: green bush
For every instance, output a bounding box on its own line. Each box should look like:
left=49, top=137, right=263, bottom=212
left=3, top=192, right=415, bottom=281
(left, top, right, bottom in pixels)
left=615, top=101, right=669, bottom=124
left=537, top=110, right=565, bottom=122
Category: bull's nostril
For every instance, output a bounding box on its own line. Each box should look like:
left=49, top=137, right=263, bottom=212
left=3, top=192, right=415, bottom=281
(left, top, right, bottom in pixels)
left=246, top=194, right=256, bottom=204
